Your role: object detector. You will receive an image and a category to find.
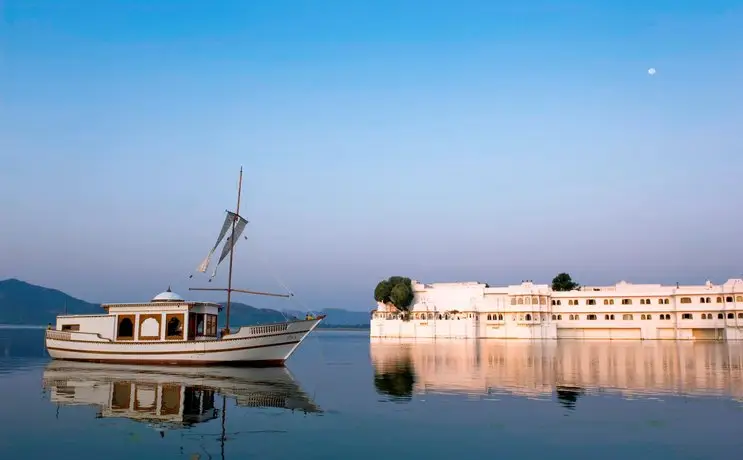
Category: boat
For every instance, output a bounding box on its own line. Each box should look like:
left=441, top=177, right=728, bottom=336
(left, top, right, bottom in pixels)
left=371, top=278, right=743, bottom=340
left=45, top=167, right=325, bottom=365
left=41, top=360, right=321, bottom=457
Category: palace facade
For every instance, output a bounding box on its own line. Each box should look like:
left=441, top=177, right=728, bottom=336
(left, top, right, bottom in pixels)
left=370, top=278, right=743, bottom=340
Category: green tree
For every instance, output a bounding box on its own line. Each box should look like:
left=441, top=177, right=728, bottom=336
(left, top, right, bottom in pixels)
left=373, top=276, right=415, bottom=312
left=374, top=280, right=392, bottom=303
left=551, top=272, right=579, bottom=291
left=390, top=282, right=413, bottom=312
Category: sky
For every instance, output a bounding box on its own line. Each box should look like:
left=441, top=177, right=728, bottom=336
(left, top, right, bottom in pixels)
left=1, top=0, right=742, bottom=310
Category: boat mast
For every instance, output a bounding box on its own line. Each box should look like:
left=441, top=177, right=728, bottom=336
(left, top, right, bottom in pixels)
left=189, top=167, right=293, bottom=334
left=225, top=166, right=243, bottom=334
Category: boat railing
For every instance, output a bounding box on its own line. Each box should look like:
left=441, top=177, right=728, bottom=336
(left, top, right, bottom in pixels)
left=46, top=329, right=112, bottom=343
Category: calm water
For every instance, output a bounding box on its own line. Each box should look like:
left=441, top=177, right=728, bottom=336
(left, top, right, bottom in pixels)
left=2, top=329, right=743, bottom=459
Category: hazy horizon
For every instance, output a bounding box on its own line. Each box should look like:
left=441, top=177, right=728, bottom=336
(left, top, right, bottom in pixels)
left=2, top=1, right=742, bottom=311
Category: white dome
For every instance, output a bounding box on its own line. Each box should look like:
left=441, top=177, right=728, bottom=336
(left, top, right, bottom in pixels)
left=151, top=287, right=184, bottom=302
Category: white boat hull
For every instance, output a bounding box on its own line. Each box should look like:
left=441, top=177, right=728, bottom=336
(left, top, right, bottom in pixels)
left=45, top=317, right=324, bottom=366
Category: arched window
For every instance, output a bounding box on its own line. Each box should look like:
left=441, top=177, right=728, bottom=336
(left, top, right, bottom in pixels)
left=498, top=314, right=503, bottom=321
left=167, top=317, right=182, bottom=337
left=525, top=314, right=532, bottom=321
left=700, top=297, right=707, bottom=303
left=117, top=317, right=133, bottom=339
left=726, top=296, right=733, bottom=303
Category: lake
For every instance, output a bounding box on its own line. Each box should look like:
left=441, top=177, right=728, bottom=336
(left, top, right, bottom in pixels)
left=2, top=328, right=743, bottom=459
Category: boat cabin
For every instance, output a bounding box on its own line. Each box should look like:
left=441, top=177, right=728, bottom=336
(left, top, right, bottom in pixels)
left=54, top=288, right=223, bottom=342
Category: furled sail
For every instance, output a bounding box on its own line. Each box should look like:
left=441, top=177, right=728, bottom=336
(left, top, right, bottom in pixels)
left=196, top=211, right=236, bottom=274
left=210, top=214, right=248, bottom=278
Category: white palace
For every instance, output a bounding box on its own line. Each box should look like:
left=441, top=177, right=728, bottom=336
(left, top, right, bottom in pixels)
left=370, top=278, right=743, bottom=340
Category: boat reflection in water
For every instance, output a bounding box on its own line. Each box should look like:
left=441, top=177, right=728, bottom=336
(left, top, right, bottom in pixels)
left=370, top=338, right=743, bottom=408
left=41, top=361, right=321, bottom=457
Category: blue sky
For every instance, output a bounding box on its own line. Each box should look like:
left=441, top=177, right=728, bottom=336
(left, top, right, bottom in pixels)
left=1, top=0, right=742, bottom=310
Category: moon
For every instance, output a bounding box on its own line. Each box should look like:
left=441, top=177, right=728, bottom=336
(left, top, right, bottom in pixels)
left=648, top=67, right=656, bottom=76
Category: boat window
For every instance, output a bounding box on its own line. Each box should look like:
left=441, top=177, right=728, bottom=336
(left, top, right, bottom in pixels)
left=117, top=317, right=134, bottom=339
left=61, top=324, right=80, bottom=331
left=167, top=317, right=183, bottom=338
left=206, top=315, right=218, bottom=336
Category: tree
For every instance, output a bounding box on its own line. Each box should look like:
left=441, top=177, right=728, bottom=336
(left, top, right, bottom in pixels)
left=374, top=280, right=392, bottom=303
left=551, top=273, right=579, bottom=291
left=373, top=276, right=414, bottom=312
left=390, top=282, right=413, bottom=312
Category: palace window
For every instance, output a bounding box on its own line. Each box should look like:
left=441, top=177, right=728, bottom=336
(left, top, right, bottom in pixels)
left=587, top=314, right=597, bottom=320
left=517, top=298, right=524, bottom=305
left=728, top=313, right=735, bottom=319
left=640, top=299, right=646, bottom=305
left=717, top=297, right=723, bottom=303
left=511, top=298, right=517, bottom=305
left=726, top=296, right=734, bottom=303
left=739, top=313, right=743, bottom=319
left=587, top=299, right=596, bottom=305
left=621, top=299, right=632, bottom=305
left=525, top=314, right=532, bottom=321
left=664, top=314, right=671, bottom=320
left=645, top=314, right=652, bottom=320
left=718, top=313, right=724, bottom=319
left=604, top=314, right=615, bottom=320
left=682, top=313, right=693, bottom=320
left=737, top=296, right=743, bottom=302
left=680, top=297, right=691, bottom=304
left=622, top=314, right=633, bottom=320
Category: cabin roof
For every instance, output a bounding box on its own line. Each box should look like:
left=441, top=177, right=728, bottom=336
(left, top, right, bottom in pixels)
left=101, top=301, right=222, bottom=309
left=99, top=287, right=222, bottom=310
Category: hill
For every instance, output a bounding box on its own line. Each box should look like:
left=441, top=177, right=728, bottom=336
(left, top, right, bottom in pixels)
left=0, top=278, right=100, bottom=325
left=0, top=278, right=369, bottom=328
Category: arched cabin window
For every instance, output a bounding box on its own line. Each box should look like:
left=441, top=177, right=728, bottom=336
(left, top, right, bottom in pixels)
left=166, top=315, right=184, bottom=339
left=117, top=316, right=134, bottom=340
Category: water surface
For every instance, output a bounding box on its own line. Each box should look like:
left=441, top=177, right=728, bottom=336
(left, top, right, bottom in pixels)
left=2, top=328, right=743, bottom=459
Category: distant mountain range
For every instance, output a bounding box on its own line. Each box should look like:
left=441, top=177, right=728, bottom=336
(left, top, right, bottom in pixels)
left=0, top=278, right=370, bottom=328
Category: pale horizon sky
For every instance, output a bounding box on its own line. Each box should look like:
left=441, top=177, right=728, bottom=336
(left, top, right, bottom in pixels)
left=1, top=0, right=742, bottom=311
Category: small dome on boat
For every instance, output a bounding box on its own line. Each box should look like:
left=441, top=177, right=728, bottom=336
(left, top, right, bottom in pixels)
left=151, top=286, right=184, bottom=302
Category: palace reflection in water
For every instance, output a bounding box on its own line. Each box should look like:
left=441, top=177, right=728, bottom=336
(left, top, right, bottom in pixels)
left=370, top=339, right=743, bottom=407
